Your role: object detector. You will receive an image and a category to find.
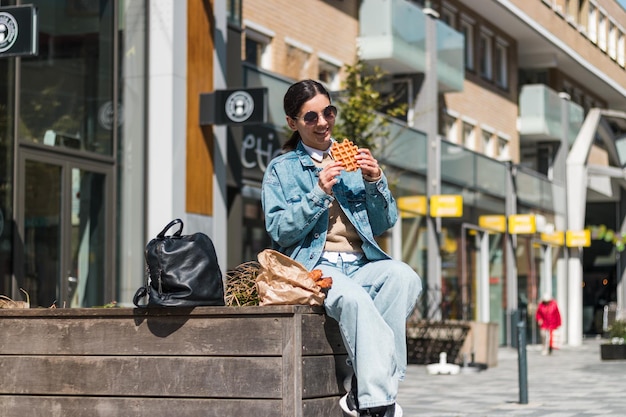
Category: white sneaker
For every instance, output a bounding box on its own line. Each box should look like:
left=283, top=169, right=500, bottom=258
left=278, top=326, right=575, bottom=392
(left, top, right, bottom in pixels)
left=339, top=393, right=359, bottom=417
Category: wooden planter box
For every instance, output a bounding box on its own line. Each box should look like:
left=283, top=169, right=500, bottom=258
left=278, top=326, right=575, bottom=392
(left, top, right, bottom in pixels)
left=600, top=343, right=626, bottom=360
left=0, top=306, right=349, bottom=417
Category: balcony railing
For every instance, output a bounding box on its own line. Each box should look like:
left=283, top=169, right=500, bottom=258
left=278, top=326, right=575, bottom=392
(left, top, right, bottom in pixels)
left=358, top=0, right=464, bottom=92
left=518, top=84, right=584, bottom=145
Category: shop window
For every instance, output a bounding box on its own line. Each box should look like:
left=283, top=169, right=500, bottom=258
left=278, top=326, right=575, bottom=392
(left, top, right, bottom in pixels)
left=494, top=39, right=508, bottom=89
left=479, top=29, right=493, bottom=80
left=244, top=21, right=274, bottom=70
left=460, top=16, right=475, bottom=71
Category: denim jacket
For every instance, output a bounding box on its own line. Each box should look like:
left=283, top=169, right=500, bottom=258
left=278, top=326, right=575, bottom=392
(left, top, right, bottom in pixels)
left=261, top=140, right=398, bottom=271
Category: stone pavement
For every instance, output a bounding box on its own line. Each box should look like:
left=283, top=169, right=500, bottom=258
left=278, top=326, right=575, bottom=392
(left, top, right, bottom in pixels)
left=396, top=337, right=626, bottom=416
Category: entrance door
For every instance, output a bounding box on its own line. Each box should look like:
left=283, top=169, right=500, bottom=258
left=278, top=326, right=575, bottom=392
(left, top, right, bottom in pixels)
left=461, top=224, right=505, bottom=341
left=15, top=150, right=114, bottom=308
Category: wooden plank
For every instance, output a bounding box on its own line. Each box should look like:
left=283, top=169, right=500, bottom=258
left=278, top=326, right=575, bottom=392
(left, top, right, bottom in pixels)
left=281, top=308, right=301, bottom=417
left=301, top=314, right=346, bottom=355
left=0, top=356, right=283, bottom=398
left=0, top=305, right=324, bottom=319
left=303, top=397, right=344, bottom=417
left=0, top=396, right=281, bottom=417
left=302, top=355, right=350, bottom=398
left=0, top=316, right=284, bottom=356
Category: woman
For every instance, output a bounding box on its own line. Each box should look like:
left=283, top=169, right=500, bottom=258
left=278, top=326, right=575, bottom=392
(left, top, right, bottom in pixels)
left=261, top=79, right=421, bottom=417
left=536, top=293, right=562, bottom=355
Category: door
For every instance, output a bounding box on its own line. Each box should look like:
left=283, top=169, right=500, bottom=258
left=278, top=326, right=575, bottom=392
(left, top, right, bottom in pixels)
left=16, top=149, right=114, bottom=308
left=461, top=224, right=505, bottom=341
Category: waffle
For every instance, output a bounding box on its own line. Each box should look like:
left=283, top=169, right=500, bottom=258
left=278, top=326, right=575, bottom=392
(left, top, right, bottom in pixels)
left=330, top=139, right=359, bottom=172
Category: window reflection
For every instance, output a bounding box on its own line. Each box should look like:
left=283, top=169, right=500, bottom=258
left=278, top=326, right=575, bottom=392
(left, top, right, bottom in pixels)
left=19, top=0, right=115, bottom=156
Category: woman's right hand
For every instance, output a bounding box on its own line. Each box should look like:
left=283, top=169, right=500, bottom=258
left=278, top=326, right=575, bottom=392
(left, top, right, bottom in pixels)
left=318, top=161, right=344, bottom=194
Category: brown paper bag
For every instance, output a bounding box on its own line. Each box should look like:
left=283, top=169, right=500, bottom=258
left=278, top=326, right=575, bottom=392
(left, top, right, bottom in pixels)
left=255, top=249, right=325, bottom=306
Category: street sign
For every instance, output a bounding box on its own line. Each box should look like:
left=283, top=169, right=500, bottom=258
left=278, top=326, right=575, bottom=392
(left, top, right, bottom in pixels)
left=0, top=5, right=38, bottom=58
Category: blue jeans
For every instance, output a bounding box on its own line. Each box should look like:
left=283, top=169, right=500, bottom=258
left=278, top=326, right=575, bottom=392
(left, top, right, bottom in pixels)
left=317, top=255, right=422, bottom=409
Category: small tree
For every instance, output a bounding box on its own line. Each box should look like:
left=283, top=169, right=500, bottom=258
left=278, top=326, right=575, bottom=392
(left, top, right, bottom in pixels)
left=332, top=58, right=406, bottom=151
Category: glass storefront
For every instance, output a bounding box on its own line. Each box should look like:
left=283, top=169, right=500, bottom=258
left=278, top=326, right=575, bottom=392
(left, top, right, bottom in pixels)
left=2, top=1, right=146, bottom=307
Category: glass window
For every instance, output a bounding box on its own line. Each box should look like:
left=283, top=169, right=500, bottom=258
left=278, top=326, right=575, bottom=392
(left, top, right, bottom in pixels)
left=588, top=4, right=597, bottom=43
left=19, top=1, right=116, bottom=156
left=460, top=18, right=474, bottom=70
left=609, top=22, right=617, bottom=60
left=619, top=31, right=625, bottom=67
left=479, top=30, right=492, bottom=80
left=598, top=13, right=607, bottom=51
left=244, top=23, right=273, bottom=70
left=494, top=40, right=508, bottom=88
left=463, top=121, right=476, bottom=150
left=0, top=56, right=14, bottom=296
left=482, top=130, right=494, bottom=157
left=497, top=136, right=510, bottom=161
left=443, top=113, right=458, bottom=143
left=318, top=59, right=340, bottom=91
left=227, top=0, right=242, bottom=26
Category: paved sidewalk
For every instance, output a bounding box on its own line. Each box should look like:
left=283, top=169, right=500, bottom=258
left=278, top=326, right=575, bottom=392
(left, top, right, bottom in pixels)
left=397, top=337, right=626, bottom=416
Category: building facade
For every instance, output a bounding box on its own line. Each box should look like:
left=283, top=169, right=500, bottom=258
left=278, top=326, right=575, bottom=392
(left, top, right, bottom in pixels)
left=1, top=0, right=626, bottom=349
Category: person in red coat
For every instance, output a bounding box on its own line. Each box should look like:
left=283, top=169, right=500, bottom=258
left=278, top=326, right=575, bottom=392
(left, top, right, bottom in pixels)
left=536, top=293, right=562, bottom=355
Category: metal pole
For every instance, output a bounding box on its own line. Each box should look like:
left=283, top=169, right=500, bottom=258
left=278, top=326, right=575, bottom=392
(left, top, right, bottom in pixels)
left=517, top=318, right=528, bottom=404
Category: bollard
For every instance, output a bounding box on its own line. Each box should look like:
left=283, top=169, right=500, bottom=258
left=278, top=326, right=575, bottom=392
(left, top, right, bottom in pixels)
left=516, top=319, right=528, bottom=404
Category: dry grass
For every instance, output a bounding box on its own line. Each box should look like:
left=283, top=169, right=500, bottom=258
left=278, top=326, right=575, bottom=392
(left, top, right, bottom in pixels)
left=0, top=289, right=30, bottom=309
left=224, top=261, right=261, bottom=306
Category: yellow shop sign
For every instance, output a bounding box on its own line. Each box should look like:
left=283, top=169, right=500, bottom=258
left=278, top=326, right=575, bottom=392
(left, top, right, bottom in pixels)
left=430, top=195, right=463, bottom=217
left=508, top=214, right=536, bottom=234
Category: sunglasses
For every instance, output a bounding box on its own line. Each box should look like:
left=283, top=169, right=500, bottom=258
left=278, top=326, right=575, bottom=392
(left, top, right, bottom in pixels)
left=293, top=105, right=337, bottom=124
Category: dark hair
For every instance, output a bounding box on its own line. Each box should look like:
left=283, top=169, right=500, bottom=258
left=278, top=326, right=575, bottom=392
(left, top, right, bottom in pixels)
left=282, top=79, right=331, bottom=151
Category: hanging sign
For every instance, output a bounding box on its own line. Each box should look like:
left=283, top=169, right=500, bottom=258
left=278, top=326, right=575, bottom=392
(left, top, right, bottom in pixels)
left=429, top=195, right=463, bottom=217
left=508, top=214, right=536, bottom=234
left=540, top=231, right=565, bottom=246
left=397, top=195, right=427, bottom=218
left=478, top=215, right=506, bottom=232
left=199, top=87, right=268, bottom=125
left=0, top=5, right=38, bottom=58
left=566, top=230, right=591, bottom=247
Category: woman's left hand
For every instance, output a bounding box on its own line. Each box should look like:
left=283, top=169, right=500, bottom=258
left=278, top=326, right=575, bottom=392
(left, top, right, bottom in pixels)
left=356, top=148, right=381, bottom=181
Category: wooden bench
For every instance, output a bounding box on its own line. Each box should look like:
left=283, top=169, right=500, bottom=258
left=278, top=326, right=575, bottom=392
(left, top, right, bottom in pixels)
left=0, top=306, right=350, bottom=417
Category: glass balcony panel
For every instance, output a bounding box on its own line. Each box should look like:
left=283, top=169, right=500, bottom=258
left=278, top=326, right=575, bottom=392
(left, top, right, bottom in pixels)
left=436, top=20, right=464, bottom=92
left=516, top=169, right=544, bottom=207
left=359, top=0, right=463, bottom=92
left=567, top=100, right=584, bottom=146
left=441, top=141, right=475, bottom=188
left=359, top=0, right=426, bottom=74
left=380, top=121, right=428, bottom=173
left=519, top=84, right=562, bottom=142
left=475, top=153, right=507, bottom=198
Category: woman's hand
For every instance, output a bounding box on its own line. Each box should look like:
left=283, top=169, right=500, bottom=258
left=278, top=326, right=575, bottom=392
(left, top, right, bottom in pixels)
left=356, top=148, right=381, bottom=181
left=318, top=161, right=344, bottom=194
